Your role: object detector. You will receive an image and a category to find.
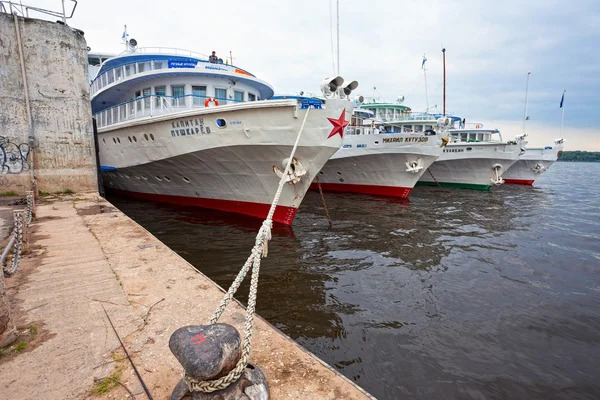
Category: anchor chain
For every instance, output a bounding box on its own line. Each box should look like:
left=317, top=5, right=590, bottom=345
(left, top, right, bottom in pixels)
left=427, top=169, right=448, bottom=193
left=185, top=107, right=313, bottom=393
left=4, top=211, right=24, bottom=276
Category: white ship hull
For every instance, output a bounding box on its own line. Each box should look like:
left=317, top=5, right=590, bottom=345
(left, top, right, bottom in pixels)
left=503, top=145, right=563, bottom=185
left=99, top=99, right=352, bottom=225
left=418, top=142, right=521, bottom=190
left=312, top=133, right=442, bottom=197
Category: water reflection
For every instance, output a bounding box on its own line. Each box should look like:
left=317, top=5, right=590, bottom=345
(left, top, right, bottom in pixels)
left=108, top=162, right=600, bottom=400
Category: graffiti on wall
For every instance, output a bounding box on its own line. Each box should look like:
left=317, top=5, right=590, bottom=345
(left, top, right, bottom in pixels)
left=0, top=136, right=30, bottom=174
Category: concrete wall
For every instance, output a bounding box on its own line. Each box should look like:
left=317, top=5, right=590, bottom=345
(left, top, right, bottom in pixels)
left=0, top=13, right=97, bottom=194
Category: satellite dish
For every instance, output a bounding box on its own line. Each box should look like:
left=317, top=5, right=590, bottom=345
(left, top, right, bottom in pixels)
left=128, top=38, right=138, bottom=48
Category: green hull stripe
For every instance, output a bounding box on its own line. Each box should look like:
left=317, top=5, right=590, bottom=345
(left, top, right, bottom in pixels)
left=416, top=181, right=491, bottom=191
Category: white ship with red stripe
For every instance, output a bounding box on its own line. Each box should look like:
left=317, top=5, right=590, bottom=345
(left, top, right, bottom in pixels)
left=503, top=139, right=564, bottom=185
left=313, top=104, right=445, bottom=197
left=91, top=43, right=355, bottom=225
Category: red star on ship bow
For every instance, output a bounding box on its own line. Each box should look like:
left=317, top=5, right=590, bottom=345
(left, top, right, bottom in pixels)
left=327, top=109, right=348, bottom=139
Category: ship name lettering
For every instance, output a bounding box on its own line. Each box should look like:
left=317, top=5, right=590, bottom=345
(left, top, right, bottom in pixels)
left=382, top=137, right=429, bottom=144
left=170, top=118, right=210, bottom=137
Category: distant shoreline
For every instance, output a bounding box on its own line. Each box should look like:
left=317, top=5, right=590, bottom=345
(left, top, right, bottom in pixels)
left=557, top=151, right=600, bottom=162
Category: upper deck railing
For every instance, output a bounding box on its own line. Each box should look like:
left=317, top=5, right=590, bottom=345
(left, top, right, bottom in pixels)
left=90, top=56, right=254, bottom=97
left=0, top=0, right=77, bottom=23
left=93, top=93, right=245, bottom=129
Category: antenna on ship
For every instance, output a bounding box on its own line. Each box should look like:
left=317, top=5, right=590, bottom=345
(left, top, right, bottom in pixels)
left=422, top=54, right=429, bottom=113
left=336, top=0, right=340, bottom=75
left=523, top=71, right=531, bottom=136
left=442, top=48, right=446, bottom=117
left=560, top=89, right=566, bottom=137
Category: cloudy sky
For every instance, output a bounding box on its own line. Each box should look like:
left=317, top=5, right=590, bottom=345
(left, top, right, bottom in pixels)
left=26, top=0, right=600, bottom=149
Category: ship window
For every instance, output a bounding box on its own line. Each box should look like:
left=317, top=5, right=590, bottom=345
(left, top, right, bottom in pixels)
left=117, top=137, right=121, bottom=144
left=216, top=119, right=227, bottom=128
left=125, top=64, right=132, bottom=77
left=164, top=176, right=171, bottom=182
left=414, top=125, right=423, bottom=133
left=143, top=88, right=151, bottom=109
left=248, top=93, right=256, bottom=101
left=137, top=62, right=145, bottom=73
left=155, top=176, right=162, bottom=181
left=425, top=125, right=433, bottom=131
left=153, top=61, right=164, bottom=70
left=135, top=90, right=142, bottom=111
left=150, top=134, right=155, bottom=141
left=133, top=136, right=138, bottom=142
left=192, top=86, right=207, bottom=105
left=461, top=133, right=468, bottom=142
left=128, top=136, right=132, bottom=143
left=102, top=138, right=106, bottom=144
left=182, top=176, right=190, bottom=183
left=115, top=67, right=122, bottom=81
left=214, top=88, right=227, bottom=102
left=234, top=90, right=244, bottom=102
left=141, top=176, right=148, bottom=180
left=155, top=86, right=166, bottom=107
left=144, top=134, right=149, bottom=141
left=112, top=137, right=116, bottom=144
left=403, top=125, right=412, bottom=133
left=172, top=85, right=185, bottom=106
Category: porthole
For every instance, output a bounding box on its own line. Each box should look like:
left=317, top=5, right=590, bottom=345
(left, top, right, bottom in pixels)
left=124, top=174, right=130, bottom=179
left=141, top=175, right=148, bottom=180
left=102, top=138, right=106, bottom=144
left=144, top=134, right=149, bottom=141
left=134, top=175, right=140, bottom=179
left=133, top=136, right=138, bottom=142
left=164, top=176, right=171, bottom=182
left=374, top=141, right=379, bottom=144
left=155, top=176, right=162, bottom=181
left=216, top=119, right=227, bottom=128
left=319, top=171, right=324, bottom=175
left=150, top=134, right=155, bottom=141
left=112, top=137, right=117, bottom=144
left=182, top=176, right=190, bottom=183
left=128, top=136, right=132, bottom=143
left=336, top=171, right=342, bottom=175
left=117, top=137, right=121, bottom=144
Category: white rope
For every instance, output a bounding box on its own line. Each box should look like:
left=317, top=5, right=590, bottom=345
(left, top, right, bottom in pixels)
left=185, top=107, right=312, bottom=393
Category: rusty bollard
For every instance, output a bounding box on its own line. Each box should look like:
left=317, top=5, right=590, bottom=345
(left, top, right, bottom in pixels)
left=169, top=323, right=269, bottom=400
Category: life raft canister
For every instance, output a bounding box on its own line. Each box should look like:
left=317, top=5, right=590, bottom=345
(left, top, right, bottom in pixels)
left=205, top=98, right=220, bottom=107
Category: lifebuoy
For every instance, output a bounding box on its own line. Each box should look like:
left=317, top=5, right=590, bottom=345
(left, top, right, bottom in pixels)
left=204, top=98, right=220, bottom=107
left=476, top=124, right=481, bottom=128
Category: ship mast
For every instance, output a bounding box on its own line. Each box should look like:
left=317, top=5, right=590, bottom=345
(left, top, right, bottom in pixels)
left=336, top=0, right=340, bottom=75
left=422, top=54, right=429, bottom=113
left=442, top=48, right=446, bottom=116
left=523, top=71, right=531, bottom=136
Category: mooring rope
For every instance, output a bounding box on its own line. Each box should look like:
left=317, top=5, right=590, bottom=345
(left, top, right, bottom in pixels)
left=314, top=175, right=332, bottom=228
left=185, top=107, right=312, bottom=393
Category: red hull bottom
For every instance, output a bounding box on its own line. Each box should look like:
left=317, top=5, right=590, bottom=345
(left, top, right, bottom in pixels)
left=310, top=182, right=412, bottom=198
left=106, top=188, right=298, bottom=226
left=504, top=179, right=535, bottom=185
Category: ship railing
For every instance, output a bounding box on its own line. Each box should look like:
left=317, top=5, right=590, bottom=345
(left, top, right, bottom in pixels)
left=0, top=0, right=77, bottom=23
left=93, top=94, right=245, bottom=129
left=90, top=57, right=254, bottom=96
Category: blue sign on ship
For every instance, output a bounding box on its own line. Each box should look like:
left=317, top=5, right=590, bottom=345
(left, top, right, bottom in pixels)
left=168, top=60, right=198, bottom=69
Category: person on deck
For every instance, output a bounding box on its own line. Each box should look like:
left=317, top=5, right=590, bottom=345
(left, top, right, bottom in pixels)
left=462, top=118, right=466, bottom=129
left=209, top=51, right=218, bottom=63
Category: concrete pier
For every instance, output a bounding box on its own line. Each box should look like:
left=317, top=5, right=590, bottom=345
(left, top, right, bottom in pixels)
left=0, top=195, right=374, bottom=399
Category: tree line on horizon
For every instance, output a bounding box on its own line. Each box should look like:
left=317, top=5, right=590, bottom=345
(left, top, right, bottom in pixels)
left=558, top=151, right=600, bottom=162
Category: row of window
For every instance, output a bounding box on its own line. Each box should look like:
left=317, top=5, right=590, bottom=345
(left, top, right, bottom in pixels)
left=132, top=85, right=257, bottom=108
left=101, top=134, right=155, bottom=145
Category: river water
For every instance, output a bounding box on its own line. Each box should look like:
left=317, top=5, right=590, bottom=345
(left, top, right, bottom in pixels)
left=108, top=161, right=600, bottom=400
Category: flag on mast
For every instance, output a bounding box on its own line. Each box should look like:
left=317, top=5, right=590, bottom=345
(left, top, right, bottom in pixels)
left=121, top=25, right=128, bottom=41
left=560, top=91, right=565, bottom=108
left=421, top=55, right=427, bottom=69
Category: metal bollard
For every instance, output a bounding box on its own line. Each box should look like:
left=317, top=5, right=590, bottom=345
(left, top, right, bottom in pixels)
left=169, top=323, right=269, bottom=400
